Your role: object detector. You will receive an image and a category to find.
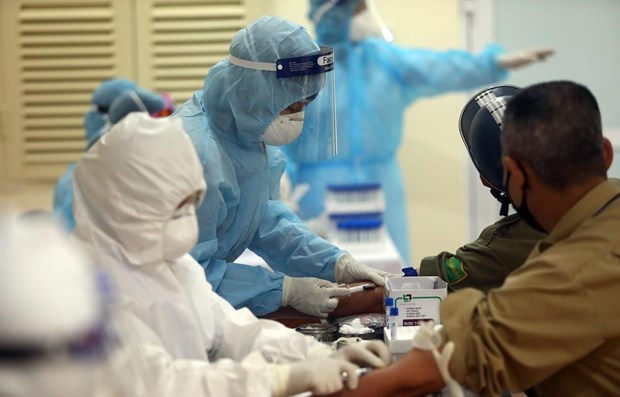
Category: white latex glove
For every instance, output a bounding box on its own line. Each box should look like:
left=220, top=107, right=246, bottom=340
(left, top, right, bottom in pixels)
left=497, top=48, right=554, bottom=69
left=281, top=276, right=350, bottom=318
left=331, top=340, right=392, bottom=368
left=412, top=322, right=463, bottom=397
left=273, top=356, right=360, bottom=396
left=335, top=253, right=394, bottom=286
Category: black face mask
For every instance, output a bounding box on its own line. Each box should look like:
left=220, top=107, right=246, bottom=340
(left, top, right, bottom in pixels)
left=504, top=168, right=547, bottom=233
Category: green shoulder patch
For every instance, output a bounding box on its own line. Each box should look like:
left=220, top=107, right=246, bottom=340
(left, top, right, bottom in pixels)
left=444, top=257, right=468, bottom=285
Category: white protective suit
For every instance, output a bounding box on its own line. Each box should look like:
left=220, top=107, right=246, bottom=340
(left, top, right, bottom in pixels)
left=71, top=113, right=347, bottom=396
left=0, top=212, right=145, bottom=397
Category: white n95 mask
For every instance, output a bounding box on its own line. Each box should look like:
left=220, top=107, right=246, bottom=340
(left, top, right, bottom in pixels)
left=262, top=111, right=304, bottom=146
left=349, top=9, right=383, bottom=42
left=162, top=204, right=198, bottom=262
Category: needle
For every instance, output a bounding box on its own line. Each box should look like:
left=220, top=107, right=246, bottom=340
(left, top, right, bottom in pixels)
left=344, top=283, right=376, bottom=294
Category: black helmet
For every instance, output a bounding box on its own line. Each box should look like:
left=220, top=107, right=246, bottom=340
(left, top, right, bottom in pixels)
left=459, top=85, right=520, bottom=215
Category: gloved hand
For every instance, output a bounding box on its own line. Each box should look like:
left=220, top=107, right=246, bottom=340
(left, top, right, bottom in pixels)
left=497, top=48, right=554, bottom=69
left=412, top=322, right=463, bottom=397
left=273, top=356, right=360, bottom=397
left=281, top=276, right=350, bottom=318
left=331, top=340, right=392, bottom=368
left=335, top=253, right=394, bottom=286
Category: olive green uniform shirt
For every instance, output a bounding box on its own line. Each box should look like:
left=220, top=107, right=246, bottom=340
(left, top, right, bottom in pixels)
left=419, top=214, right=546, bottom=292
left=441, top=180, right=620, bottom=396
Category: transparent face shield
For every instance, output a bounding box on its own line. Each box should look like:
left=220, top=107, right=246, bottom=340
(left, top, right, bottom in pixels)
left=229, top=46, right=338, bottom=161
left=313, top=0, right=394, bottom=42
left=363, top=0, right=394, bottom=42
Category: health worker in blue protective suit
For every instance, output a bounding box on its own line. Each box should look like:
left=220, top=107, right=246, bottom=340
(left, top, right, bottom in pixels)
left=283, top=0, right=553, bottom=264
left=171, top=16, right=391, bottom=317
left=52, top=79, right=169, bottom=231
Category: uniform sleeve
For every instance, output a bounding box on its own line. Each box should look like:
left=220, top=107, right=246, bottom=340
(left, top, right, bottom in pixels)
left=248, top=199, right=343, bottom=281
left=440, top=258, right=604, bottom=396
left=419, top=216, right=543, bottom=293
left=419, top=245, right=509, bottom=293
left=375, top=42, right=508, bottom=104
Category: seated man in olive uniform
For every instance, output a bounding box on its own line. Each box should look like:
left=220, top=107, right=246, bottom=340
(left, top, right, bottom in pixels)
left=419, top=85, right=547, bottom=293
left=331, top=80, right=620, bottom=397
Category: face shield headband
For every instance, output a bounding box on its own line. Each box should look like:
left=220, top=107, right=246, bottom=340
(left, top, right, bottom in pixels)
left=228, top=46, right=338, bottom=161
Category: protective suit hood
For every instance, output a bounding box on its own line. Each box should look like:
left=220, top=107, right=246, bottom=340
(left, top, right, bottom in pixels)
left=309, top=0, right=363, bottom=45
left=201, top=16, right=323, bottom=147
left=73, top=112, right=206, bottom=266
left=84, top=79, right=166, bottom=149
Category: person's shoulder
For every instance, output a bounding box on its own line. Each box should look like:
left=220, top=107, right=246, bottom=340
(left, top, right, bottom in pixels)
left=175, top=253, right=204, bottom=272
left=549, top=195, right=620, bottom=263
left=492, top=213, right=522, bottom=226
left=477, top=213, right=522, bottom=237
left=477, top=214, right=546, bottom=246
left=489, top=214, right=544, bottom=234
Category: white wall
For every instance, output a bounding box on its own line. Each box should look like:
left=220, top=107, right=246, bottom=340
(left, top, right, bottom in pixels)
left=468, top=0, right=620, bottom=233
left=270, top=0, right=471, bottom=266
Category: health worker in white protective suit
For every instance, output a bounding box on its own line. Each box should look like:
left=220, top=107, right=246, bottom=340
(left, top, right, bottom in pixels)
left=70, top=111, right=391, bottom=397
left=0, top=212, right=143, bottom=397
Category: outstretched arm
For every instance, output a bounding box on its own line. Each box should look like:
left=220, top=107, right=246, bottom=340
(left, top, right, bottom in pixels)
left=327, top=348, right=445, bottom=397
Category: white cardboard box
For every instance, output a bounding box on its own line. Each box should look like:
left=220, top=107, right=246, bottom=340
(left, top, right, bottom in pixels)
left=383, top=325, right=418, bottom=360
left=385, top=276, right=448, bottom=326
left=236, top=235, right=405, bottom=275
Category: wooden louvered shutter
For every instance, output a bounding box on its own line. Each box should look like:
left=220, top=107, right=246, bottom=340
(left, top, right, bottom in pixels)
left=134, top=0, right=248, bottom=106
left=0, top=0, right=257, bottom=182
left=0, top=0, right=134, bottom=180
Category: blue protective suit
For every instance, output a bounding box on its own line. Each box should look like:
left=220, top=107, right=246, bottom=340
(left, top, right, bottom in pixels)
left=171, top=16, right=344, bottom=316
left=52, top=79, right=165, bottom=231
left=283, top=0, right=509, bottom=264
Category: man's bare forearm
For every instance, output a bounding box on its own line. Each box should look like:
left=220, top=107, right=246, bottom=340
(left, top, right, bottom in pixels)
left=328, top=349, right=445, bottom=397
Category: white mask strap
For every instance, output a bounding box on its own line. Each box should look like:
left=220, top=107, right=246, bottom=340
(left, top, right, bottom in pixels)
left=126, top=90, right=148, bottom=113
left=312, top=0, right=338, bottom=24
